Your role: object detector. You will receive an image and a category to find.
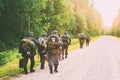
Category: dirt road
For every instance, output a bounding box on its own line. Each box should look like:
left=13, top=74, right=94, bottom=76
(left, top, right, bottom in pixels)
left=12, top=36, right=120, bottom=80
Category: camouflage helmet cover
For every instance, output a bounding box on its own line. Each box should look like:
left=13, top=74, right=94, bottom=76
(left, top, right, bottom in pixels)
left=42, top=32, right=47, bottom=36
left=64, top=31, right=68, bottom=34
left=52, top=30, right=58, bottom=34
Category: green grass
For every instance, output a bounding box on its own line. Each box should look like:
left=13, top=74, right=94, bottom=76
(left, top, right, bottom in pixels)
left=0, top=36, right=102, bottom=79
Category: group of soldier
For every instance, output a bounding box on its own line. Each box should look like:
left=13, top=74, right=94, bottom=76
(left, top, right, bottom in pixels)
left=18, top=30, right=71, bottom=74
left=78, top=33, right=91, bottom=48
left=18, top=31, right=90, bottom=75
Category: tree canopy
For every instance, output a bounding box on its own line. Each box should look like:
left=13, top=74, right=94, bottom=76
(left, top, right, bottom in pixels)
left=110, top=10, right=120, bottom=36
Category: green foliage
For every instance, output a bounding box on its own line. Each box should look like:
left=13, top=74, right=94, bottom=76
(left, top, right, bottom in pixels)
left=0, top=52, right=11, bottom=65
left=110, top=10, right=120, bottom=37
left=0, top=0, right=3, bottom=15
left=0, top=49, right=20, bottom=66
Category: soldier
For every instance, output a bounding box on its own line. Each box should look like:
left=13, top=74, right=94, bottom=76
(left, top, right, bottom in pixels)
left=18, top=38, right=36, bottom=74
left=61, top=32, right=71, bottom=59
left=38, top=32, right=47, bottom=69
left=78, top=33, right=85, bottom=48
left=46, top=30, right=61, bottom=74
left=85, top=35, right=90, bottom=46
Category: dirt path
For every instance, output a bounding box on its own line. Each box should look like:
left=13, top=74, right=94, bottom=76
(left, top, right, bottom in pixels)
left=11, top=36, right=120, bottom=80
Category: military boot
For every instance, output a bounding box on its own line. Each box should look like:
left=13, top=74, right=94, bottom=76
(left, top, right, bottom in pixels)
left=49, top=66, right=53, bottom=74
left=30, top=66, right=35, bottom=73
left=24, top=65, right=28, bottom=74
left=40, top=63, right=44, bottom=69
left=65, top=53, right=68, bottom=58
left=54, top=65, right=58, bottom=73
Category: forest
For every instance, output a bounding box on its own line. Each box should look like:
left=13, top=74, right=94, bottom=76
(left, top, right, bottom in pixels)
left=110, top=9, right=120, bottom=36
left=0, top=0, right=104, bottom=52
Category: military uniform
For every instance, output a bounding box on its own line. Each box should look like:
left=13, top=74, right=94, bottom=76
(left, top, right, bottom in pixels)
left=46, top=30, right=61, bottom=74
left=61, top=32, right=71, bottom=59
left=19, top=38, right=36, bottom=74
left=19, top=32, right=38, bottom=74
left=38, top=32, right=47, bottom=69
left=85, top=35, right=90, bottom=46
left=78, top=33, right=85, bottom=48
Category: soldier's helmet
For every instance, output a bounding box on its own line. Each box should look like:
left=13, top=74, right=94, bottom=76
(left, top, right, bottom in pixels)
left=29, top=32, right=34, bottom=37
left=64, top=31, right=68, bottom=34
left=42, top=32, right=47, bottom=36
left=52, top=30, right=58, bottom=34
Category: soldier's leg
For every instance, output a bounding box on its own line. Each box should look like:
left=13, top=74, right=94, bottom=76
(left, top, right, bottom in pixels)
left=80, top=41, right=83, bottom=48
left=48, top=54, right=53, bottom=74
left=62, top=49, right=64, bottom=59
left=59, top=53, right=61, bottom=60
left=88, top=40, right=90, bottom=46
left=40, top=53, right=45, bottom=69
left=30, top=56, right=35, bottom=72
left=79, top=38, right=81, bottom=48
left=65, top=46, right=68, bottom=58
left=53, top=54, right=59, bottom=72
left=23, top=57, right=28, bottom=74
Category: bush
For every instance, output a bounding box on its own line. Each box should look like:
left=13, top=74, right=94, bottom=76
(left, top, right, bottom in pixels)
left=0, top=49, right=20, bottom=66
left=0, top=52, right=11, bottom=66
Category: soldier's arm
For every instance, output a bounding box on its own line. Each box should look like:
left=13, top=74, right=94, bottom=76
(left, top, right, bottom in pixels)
left=68, top=36, right=71, bottom=45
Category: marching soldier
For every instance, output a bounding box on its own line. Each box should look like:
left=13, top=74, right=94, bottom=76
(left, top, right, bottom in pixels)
left=85, top=35, right=90, bottom=46
left=38, top=32, right=47, bottom=69
left=78, top=33, right=85, bottom=48
left=18, top=38, right=36, bottom=74
left=61, top=32, right=71, bottom=59
left=46, top=30, right=61, bottom=74
left=18, top=32, right=38, bottom=74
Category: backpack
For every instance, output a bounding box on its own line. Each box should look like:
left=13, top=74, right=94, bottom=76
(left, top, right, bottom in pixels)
left=18, top=38, right=36, bottom=56
left=47, top=34, right=60, bottom=50
left=18, top=40, right=28, bottom=53
left=38, top=37, right=46, bottom=53
left=62, top=36, right=69, bottom=45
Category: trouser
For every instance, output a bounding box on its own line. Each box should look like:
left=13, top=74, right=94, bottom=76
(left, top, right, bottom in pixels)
left=47, top=53, right=59, bottom=73
left=39, top=52, right=46, bottom=69
left=62, top=45, right=68, bottom=59
left=23, top=55, right=35, bottom=73
left=86, top=40, right=90, bottom=46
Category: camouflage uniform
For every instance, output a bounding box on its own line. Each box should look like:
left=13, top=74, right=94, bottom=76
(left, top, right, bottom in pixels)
left=19, top=38, right=36, bottom=74
left=85, top=35, right=90, bottom=46
left=78, top=33, right=85, bottom=48
left=46, top=30, right=61, bottom=74
left=38, top=32, right=47, bottom=69
left=61, top=32, right=71, bottom=59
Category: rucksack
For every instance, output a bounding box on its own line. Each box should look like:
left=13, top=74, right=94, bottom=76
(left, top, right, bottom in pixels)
left=18, top=41, right=28, bottom=53
left=62, top=36, right=69, bottom=45
left=38, top=37, right=46, bottom=53
left=47, top=35, right=60, bottom=50
left=18, top=38, right=36, bottom=55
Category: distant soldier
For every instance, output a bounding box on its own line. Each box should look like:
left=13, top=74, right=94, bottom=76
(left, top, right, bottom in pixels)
left=38, top=32, right=47, bottom=69
left=46, top=30, right=61, bottom=74
left=85, top=35, right=90, bottom=46
left=61, top=32, right=71, bottom=59
left=18, top=38, right=36, bottom=74
left=78, top=33, right=85, bottom=48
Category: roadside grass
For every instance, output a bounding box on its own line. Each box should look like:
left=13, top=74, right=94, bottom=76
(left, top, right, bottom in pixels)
left=112, top=36, right=120, bottom=41
left=0, top=36, right=102, bottom=79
